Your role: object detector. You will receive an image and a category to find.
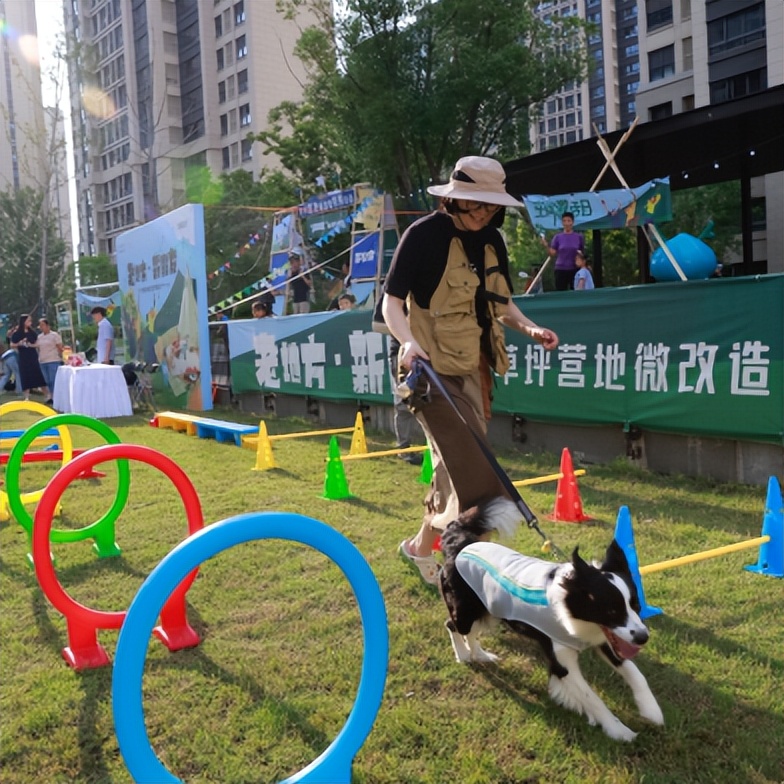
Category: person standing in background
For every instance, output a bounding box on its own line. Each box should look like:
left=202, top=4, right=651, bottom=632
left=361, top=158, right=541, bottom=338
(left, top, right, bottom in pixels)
left=0, top=340, right=22, bottom=395
left=541, top=211, right=584, bottom=291
left=10, top=315, right=49, bottom=402
left=36, top=318, right=64, bottom=404
left=389, top=335, right=425, bottom=466
left=574, top=250, right=595, bottom=290
left=91, top=307, right=115, bottom=364
left=287, top=249, right=313, bottom=314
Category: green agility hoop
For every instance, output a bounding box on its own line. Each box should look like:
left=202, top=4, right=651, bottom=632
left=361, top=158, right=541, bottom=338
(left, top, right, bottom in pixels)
left=5, top=414, right=130, bottom=560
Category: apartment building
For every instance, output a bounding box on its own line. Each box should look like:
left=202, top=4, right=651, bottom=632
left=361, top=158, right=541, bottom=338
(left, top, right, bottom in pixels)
left=532, top=0, right=643, bottom=153
left=0, top=0, right=48, bottom=192
left=635, top=0, right=783, bottom=272
left=64, top=0, right=313, bottom=257
left=530, top=0, right=782, bottom=274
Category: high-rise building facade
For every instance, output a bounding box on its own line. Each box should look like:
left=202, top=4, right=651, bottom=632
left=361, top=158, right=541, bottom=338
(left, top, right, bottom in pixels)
left=531, top=0, right=782, bottom=273
left=63, top=0, right=314, bottom=257
left=0, top=0, right=48, bottom=192
left=635, top=0, right=783, bottom=272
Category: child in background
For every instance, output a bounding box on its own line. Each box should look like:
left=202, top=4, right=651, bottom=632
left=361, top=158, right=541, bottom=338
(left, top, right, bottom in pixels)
left=574, top=250, right=595, bottom=291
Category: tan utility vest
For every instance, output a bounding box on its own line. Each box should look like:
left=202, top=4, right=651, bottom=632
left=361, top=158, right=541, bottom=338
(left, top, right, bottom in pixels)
left=408, top=237, right=511, bottom=377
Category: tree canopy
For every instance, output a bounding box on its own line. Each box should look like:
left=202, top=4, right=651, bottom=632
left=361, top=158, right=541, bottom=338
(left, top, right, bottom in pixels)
left=0, top=187, right=67, bottom=319
left=263, top=0, right=589, bottom=206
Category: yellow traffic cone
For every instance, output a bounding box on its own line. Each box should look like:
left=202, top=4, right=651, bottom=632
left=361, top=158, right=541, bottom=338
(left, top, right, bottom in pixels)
left=252, top=421, right=276, bottom=471
left=348, top=411, right=368, bottom=455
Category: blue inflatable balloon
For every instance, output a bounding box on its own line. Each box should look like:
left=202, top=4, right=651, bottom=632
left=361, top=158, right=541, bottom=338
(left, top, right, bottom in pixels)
left=650, top=233, right=717, bottom=281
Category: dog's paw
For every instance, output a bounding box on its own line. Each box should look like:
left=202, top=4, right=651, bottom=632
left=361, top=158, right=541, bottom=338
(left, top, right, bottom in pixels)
left=471, top=648, right=500, bottom=664
left=639, top=699, right=664, bottom=726
left=603, top=719, right=638, bottom=742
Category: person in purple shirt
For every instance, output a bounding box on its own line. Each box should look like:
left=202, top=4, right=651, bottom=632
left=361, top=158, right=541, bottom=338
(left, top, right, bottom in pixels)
left=541, top=211, right=585, bottom=291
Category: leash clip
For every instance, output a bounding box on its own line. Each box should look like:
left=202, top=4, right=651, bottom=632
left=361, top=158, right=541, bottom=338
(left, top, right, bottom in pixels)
left=397, top=358, right=427, bottom=401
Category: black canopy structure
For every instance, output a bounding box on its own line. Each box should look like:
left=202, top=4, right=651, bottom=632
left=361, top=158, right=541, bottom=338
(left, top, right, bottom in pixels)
left=504, top=85, right=784, bottom=282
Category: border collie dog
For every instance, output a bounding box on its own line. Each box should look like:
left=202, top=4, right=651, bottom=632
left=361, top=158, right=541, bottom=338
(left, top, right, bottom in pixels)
left=439, top=497, right=664, bottom=741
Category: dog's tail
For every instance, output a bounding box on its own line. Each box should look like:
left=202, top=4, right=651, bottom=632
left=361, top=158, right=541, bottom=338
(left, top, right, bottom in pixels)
left=440, top=496, right=522, bottom=562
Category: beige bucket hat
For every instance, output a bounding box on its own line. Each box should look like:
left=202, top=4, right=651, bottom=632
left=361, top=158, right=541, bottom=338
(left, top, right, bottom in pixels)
left=427, top=156, right=524, bottom=208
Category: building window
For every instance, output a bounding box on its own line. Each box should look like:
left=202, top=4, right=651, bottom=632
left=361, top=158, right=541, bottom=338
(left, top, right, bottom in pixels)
left=750, top=197, right=766, bottom=232
left=241, top=137, right=253, bottom=161
left=681, top=0, right=691, bottom=21
left=682, top=94, right=695, bottom=111
left=234, top=1, right=245, bottom=25
left=218, top=81, right=226, bottom=103
left=649, top=102, right=673, bottom=121
left=236, top=35, right=247, bottom=59
left=222, top=146, right=230, bottom=170
left=230, top=143, right=239, bottom=166
left=227, top=75, right=235, bottom=99
left=217, top=48, right=224, bottom=70
left=646, top=0, right=673, bottom=31
left=214, top=15, right=222, bottom=37
left=707, top=3, right=765, bottom=57
left=649, top=45, right=675, bottom=81
left=710, top=68, right=767, bottom=104
left=220, top=114, right=228, bottom=136
left=228, top=109, right=237, bottom=133
left=240, top=103, right=251, bottom=127
left=683, top=37, right=693, bottom=71
left=237, top=68, right=248, bottom=94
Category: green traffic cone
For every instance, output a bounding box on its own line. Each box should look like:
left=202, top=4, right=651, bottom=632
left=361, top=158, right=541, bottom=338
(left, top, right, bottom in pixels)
left=322, top=436, right=353, bottom=500
left=418, top=447, right=433, bottom=484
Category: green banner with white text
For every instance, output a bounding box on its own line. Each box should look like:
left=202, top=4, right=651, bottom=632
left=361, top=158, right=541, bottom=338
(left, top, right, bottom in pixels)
left=227, top=275, right=784, bottom=444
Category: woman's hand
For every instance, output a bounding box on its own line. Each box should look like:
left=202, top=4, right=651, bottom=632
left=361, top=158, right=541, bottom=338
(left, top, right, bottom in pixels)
left=399, top=339, right=430, bottom=370
left=528, top=326, right=559, bottom=350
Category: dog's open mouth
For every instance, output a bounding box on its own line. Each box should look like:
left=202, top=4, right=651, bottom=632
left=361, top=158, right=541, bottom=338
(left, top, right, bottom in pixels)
left=601, top=627, right=642, bottom=660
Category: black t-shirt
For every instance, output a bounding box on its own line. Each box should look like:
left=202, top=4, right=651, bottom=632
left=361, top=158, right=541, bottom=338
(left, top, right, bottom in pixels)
left=384, top=211, right=514, bottom=331
left=289, top=272, right=311, bottom=303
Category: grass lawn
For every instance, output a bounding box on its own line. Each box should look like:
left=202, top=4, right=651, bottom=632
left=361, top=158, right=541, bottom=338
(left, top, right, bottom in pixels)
left=1, top=406, right=782, bottom=784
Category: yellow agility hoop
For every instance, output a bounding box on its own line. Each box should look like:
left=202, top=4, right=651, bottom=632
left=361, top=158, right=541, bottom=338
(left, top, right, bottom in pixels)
left=0, top=400, right=73, bottom=508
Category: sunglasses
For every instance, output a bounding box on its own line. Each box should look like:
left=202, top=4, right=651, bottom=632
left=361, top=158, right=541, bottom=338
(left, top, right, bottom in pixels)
left=455, top=200, right=501, bottom=215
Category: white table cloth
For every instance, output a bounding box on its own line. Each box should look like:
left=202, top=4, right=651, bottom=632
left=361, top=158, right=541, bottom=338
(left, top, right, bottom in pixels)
left=53, top=364, right=133, bottom=418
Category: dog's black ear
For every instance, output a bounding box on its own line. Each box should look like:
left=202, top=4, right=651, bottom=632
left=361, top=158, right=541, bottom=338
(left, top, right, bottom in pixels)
left=571, top=546, right=592, bottom=573
left=602, top=540, right=630, bottom=575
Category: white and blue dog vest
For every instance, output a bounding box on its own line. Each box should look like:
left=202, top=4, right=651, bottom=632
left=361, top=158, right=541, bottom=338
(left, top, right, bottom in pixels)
left=455, top=542, right=589, bottom=651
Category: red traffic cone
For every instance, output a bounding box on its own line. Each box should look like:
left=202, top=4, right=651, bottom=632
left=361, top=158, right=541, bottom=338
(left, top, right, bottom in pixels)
left=549, top=448, right=591, bottom=523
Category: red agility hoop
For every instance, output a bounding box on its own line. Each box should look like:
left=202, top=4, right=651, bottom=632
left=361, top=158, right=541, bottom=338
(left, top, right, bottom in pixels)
left=32, top=444, right=204, bottom=670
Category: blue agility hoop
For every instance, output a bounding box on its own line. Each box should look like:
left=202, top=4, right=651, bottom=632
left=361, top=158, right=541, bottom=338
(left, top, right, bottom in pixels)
left=112, top=512, right=388, bottom=784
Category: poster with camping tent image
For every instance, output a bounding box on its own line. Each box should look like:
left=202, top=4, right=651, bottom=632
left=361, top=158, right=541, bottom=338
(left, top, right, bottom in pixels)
left=116, top=204, right=212, bottom=411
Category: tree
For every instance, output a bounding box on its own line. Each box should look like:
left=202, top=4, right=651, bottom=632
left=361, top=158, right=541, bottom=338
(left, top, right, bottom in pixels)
left=198, top=169, right=301, bottom=308
left=0, top=30, right=71, bottom=317
left=667, top=181, right=742, bottom=263
left=263, top=0, right=589, bottom=205
left=0, top=187, right=67, bottom=317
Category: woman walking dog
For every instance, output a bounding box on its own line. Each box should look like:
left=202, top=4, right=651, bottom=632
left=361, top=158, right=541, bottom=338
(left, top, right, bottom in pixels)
left=380, top=156, right=559, bottom=584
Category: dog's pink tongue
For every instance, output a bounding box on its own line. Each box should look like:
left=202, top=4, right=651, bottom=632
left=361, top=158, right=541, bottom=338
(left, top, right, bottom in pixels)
left=602, top=627, right=641, bottom=659
left=615, top=637, right=641, bottom=660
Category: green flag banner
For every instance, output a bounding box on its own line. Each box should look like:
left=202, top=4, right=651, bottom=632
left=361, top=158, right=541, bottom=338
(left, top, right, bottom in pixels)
left=227, top=275, right=784, bottom=445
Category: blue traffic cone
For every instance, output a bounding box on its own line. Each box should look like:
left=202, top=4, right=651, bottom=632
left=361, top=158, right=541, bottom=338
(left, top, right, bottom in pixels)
left=745, top=476, right=784, bottom=578
left=613, top=506, right=662, bottom=619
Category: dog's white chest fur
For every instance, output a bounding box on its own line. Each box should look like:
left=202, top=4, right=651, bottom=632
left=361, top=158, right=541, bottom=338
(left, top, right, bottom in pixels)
left=456, top=542, right=588, bottom=651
